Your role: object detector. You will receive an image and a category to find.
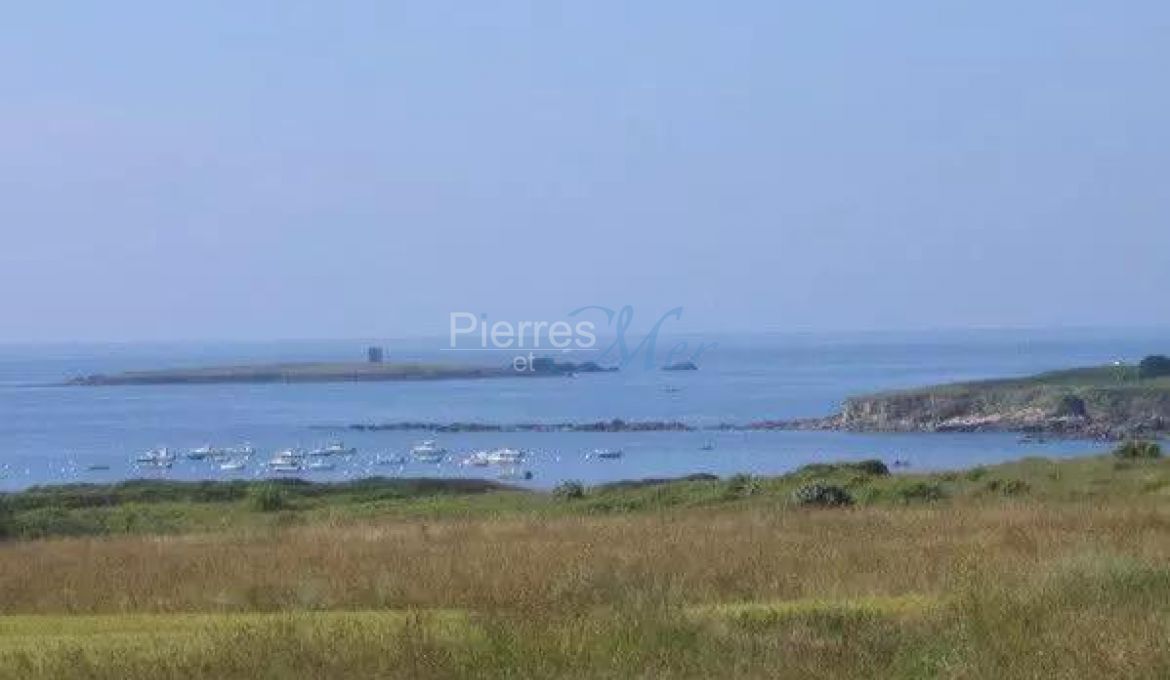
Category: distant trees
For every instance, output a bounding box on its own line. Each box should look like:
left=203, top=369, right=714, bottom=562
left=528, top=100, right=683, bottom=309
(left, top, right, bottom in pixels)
left=1139, top=355, right=1170, bottom=380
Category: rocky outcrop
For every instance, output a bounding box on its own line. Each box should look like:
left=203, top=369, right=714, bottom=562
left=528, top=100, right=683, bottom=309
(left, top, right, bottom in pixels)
left=769, top=369, right=1170, bottom=440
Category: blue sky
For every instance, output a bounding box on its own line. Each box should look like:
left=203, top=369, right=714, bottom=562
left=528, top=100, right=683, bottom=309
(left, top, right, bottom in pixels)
left=1, top=2, right=1167, bottom=342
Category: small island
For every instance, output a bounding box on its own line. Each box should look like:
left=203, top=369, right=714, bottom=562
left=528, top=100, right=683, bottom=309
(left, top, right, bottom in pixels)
left=765, top=355, right=1170, bottom=439
left=67, top=357, right=614, bottom=386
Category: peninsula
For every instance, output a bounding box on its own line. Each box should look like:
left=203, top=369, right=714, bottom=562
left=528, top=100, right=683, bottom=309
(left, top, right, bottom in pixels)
left=764, top=358, right=1170, bottom=439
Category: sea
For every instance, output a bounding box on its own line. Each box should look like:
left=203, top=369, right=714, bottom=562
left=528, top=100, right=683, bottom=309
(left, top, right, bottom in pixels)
left=2, top=328, right=1168, bottom=491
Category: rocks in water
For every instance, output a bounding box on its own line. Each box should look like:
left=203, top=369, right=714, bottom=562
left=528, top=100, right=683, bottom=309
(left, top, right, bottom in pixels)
left=344, top=419, right=696, bottom=432
left=530, top=358, right=618, bottom=375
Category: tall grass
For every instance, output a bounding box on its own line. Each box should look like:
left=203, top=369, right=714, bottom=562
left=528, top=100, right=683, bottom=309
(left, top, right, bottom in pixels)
left=3, top=456, right=1170, bottom=676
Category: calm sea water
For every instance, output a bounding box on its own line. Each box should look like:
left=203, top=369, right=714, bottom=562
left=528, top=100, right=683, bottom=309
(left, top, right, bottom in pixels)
left=2, top=328, right=1167, bottom=490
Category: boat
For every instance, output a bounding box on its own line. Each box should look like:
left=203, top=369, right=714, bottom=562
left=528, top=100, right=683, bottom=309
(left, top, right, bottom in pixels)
left=588, top=448, right=623, bottom=460
left=461, top=451, right=491, bottom=467
left=307, top=460, right=336, bottom=471
left=700, top=440, right=716, bottom=451
left=225, top=444, right=256, bottom=456
left=135, top=448, right=175, bottom=466
left=309, top=442, right=356, bottom=456
left=186, top=445, right=218, bottom=460
left=267, top=449, right=304, bottom=471
left=411, top=440, right=447, bottom=463
left=375, top=454, right=407, bottom=466
left=219, top=460, right=246, bottom=471
left=85, top=464, right=111, bottom=471
left=484, top=448, right=525, bottom=464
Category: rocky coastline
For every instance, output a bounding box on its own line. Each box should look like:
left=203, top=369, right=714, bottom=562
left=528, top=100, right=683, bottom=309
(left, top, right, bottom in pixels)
left=752, top=364, right=1170, bottom=440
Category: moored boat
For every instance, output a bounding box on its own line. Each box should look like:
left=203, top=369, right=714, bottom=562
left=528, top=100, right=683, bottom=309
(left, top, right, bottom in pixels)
left=135, top=448, right=175, bottom=467
left=411, top=440, right=447, bottom=463
left=309, top=442, right=356, bottom=456
left=588, top=448, right=623, bottom=460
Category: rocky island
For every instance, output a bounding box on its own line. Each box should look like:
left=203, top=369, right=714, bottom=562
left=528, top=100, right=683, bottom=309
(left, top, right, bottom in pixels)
left=763, top=357, right=1170, bottom=439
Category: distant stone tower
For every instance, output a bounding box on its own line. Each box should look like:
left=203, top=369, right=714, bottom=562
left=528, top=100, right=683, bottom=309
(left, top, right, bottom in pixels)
left=367, top=346, right=385, bottom=363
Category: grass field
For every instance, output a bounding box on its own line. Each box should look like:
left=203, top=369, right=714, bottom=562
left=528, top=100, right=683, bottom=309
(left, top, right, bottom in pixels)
left=2, top=454, right=1170, bottom=677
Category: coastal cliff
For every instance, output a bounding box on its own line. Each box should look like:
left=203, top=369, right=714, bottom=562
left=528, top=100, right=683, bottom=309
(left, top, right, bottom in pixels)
left=771, top=365, right=1170, bottom=439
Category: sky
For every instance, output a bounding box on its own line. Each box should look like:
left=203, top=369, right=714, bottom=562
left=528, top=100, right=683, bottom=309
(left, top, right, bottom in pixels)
left=1, top=2, right=1168, bottom=342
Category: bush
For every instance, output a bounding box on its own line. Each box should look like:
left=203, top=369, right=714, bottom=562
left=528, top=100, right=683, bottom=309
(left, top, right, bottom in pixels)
left=552, top=481, right=585, bottom=501
left=892, top=481, right=946, bottom=503
left=1138, top=355, right=1170, bottom=380
left=248, top=484, right=288, bottom=512
left=965, top=466, right=989, bottom=482
left=795, top=459, right=889, bottom=477
left=851, top=459, right=891, bottom=476
left=724, top=474, right=759, bottom=499
left=0, top=496, right=11, bottom=540
left=792, top=483, right=853, bottom=507
left=1052, top=394, right=1088, bottom=418
left=1112, top=440, right=1163, bottom=460
left=985, top=479, right=1031, bottom=496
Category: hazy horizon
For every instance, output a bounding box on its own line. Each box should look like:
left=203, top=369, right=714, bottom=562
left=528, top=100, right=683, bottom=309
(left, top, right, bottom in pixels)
left=3, top=2, right=1168, bottom=343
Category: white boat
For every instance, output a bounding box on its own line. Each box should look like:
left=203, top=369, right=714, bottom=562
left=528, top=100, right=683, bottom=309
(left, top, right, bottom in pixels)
left=267, top=449, right=304, bottom=470
left=461, top=451, right=491, bottom=467
left=411, top=440, right=447, bottom=463
left=588, top=448, right=623, bottom=460
left=136, top=448, right=175, bottom=466
left=484, top=448, right=525, bottom=465
left=375, top=455, right=407, bottom=466
left=226, top=444, right=257, bottom=456
left=309, top=442, right=356, bottom=456
left=186, top=445, right=220, bottom=460
left=219, top=460, right=247, bottom=471
left=307, top=460, right=335, bottom=471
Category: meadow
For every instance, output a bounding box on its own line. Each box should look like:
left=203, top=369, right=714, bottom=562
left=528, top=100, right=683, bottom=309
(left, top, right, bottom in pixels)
left=2, top=453, right=1170, bottom=677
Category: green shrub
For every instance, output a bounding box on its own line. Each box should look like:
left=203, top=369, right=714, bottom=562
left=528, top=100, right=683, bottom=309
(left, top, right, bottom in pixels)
left=248, top=484, right=288, bottom=512
left=892, top=481, right=946, bottom=503
left=1112, top=440, right=1163, bottom=460
left=724, top=474, right=759, bottom=499
left=552, top=481, right=585, bottom=501
left=985, top=479, right=1031, bottom=496
left=1138, top=355, right=1170, bottom=380
left=795, top=460, right=889, bottom=477
left=792, top=483, right=853, bottom=507
left=965, top=466, right=989, bottom=482
left=1052, top=394, right=1088, bottom=418
left=851, top=459, right=891, bottom=476
left=0, top=496, right=11, bottom=540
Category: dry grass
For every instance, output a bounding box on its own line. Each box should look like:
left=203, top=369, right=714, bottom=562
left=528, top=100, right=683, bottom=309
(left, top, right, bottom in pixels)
left=3, top=460, right=1170, bottom=676
left=3, top=502, right=1167, bottom=615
